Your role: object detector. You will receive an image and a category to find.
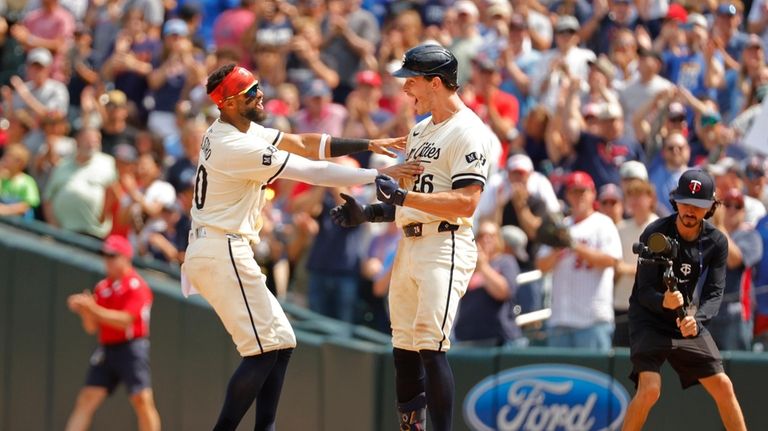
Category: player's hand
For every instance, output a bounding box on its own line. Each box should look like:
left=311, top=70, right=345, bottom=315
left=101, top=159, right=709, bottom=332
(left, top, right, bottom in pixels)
left=369, top=136, right=407, bottom=158
left=663, top=290, right=684, bottom=310
left=677, top=316, right=698, bottom=337
left=375, top=174, right=408, bottom=206
left=377, top=160, right=423, bottom=181
left=330, top=193, right=369, bottom=227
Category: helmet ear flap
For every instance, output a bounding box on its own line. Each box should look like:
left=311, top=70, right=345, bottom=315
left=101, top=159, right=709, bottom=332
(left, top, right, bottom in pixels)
left=704, top=200, right=720, bottom=219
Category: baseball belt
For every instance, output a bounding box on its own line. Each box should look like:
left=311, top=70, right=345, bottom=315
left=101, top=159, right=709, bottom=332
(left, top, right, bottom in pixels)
left=402, top=221, right=460, bottom=238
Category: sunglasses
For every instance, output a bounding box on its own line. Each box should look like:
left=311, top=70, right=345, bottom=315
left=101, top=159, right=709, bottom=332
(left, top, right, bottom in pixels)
left=223, top=82, right=260, bottom=103
left=723, top=202, right=744, bottom=210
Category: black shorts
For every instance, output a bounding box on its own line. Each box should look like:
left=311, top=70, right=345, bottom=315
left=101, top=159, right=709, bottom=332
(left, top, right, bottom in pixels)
left=85, top=338, right=152, bottom=395
left=629, top=329, right=724, bottom=389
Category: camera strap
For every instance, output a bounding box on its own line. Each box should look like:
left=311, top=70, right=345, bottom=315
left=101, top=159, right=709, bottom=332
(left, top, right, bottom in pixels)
left=689, top=238, right=705, bottom=316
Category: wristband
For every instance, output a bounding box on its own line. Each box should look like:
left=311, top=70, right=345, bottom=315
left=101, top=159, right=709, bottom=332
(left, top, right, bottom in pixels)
left=318, top=133, right=329, bottom=159
left=364, top=203, right=396, bottom=222
left=330, top=137, right=371, bottom=157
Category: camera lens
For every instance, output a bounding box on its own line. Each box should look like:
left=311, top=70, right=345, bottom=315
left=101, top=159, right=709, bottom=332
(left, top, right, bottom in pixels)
left=648, top=232, right=671, bottom=255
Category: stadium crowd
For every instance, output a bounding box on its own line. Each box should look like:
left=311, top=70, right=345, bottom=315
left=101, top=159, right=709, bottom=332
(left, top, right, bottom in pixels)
left=2, top=0, right=768, bottom=352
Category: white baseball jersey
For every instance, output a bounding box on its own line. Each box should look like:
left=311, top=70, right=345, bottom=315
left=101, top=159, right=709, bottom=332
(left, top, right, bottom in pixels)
left=396, top=106, right=494, bottom=227
left=184, top=119, right=297, bottom=357
left=538, top=211, right=622, bottom=328
left=191, top=119, right=285, bottom=242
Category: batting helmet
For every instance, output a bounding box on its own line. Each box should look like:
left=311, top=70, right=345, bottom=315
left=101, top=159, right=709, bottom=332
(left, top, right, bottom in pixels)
left=392, top=44, right=458, bottom=89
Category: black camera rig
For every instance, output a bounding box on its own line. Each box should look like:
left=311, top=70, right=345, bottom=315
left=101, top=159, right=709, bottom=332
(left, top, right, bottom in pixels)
left=633, top=232, right=686, bottom=319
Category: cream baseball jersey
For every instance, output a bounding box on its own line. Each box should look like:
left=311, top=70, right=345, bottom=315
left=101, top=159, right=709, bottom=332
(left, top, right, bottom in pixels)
left=396, top=106, right=493, bottom=227
left=191, top=120, right=285, bottom=242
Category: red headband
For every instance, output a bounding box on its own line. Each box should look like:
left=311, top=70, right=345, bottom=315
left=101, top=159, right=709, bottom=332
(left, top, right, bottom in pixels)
left=208, top=66, right=257, bottom=107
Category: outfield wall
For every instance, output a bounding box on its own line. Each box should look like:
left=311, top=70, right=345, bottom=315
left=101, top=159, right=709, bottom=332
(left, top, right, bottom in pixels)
left=2, top=221, right=767, bottom=430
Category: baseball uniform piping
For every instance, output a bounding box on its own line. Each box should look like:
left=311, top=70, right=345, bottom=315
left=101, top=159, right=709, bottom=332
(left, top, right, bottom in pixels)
left=437, top=231, right=456, bottom=351
left=227, top=237, right=264, bottom=355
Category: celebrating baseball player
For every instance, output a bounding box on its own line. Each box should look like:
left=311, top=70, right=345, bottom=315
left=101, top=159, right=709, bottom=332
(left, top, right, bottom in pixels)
left=181, top=64, right=421, bottom=430
left=331, top=44, right=493, bottom=431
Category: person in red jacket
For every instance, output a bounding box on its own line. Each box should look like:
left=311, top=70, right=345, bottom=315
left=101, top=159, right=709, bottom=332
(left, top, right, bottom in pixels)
left=65, top=235, right=160, bottom=431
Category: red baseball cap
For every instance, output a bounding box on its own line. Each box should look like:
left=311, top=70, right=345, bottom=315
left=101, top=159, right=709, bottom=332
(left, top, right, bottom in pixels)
left=102, top=235, right=134, bottom=259
left=722, top=187, right=745, bottom=206
left=565, top=171, right=595, bottom=190
left=356, top=70, right=382, bottom=87
left=666, top=4, right=688, bottom=23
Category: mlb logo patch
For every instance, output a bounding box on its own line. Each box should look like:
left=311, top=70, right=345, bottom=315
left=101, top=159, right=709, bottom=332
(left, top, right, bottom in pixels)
left=465, top=152, right=479, bottom=163
left=263, top=154, right=272, bottom=166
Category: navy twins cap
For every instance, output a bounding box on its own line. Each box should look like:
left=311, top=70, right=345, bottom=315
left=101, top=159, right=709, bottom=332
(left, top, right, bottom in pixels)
left=671, top=169, right=715, bottom=208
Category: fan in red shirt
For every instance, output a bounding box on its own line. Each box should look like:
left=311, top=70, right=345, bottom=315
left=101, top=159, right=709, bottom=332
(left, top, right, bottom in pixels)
left=462, top=53, right=520, bottom=164
left=65, top=235, right=160, bottom=431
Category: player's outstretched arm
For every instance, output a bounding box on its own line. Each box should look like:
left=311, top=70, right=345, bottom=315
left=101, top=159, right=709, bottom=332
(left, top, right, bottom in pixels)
left=330, top=193, right=395, bottom=227
left=375, top=174, right=482, bottom=219
left=278, top=133, right=407, bottom=160
left=279, top=154, right=422, bottom=188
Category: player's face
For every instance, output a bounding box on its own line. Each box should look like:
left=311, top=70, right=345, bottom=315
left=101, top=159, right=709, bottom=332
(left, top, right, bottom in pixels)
left=676, top=202, right=709, bottom=228
left=402, top=76, right=434, bottom=116
left=238, top=83, right=267, bottom=123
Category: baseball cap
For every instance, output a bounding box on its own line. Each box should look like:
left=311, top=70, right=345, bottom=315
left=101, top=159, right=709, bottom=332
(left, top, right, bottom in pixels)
left=27, top=48, right=52, bottom=66
left=472, top=53, right=497, bottom=72
left=716, top=4, right=737, bottom=17
left=582, top=102, right=601, bottom=119
left=356, top=70, right=382, bottom=87
left=620, top=160, right=649, bottom=181
left=685, top=13, right=708, bottom=30
left=501, top=225, right=529, bottom=261
left=305, top=79, right=331, bottom=98
left=163, top=18, right=189, bottom=37
left=637, top=46, right=663, bottom=63
left=588, top=55, right=615, bottom=81
left=555, top=15, right=580, bottom=33
left=670, top=169, right=715, bottom=208
left=598, top=103, right=623, bottom=120
left=454, top=0, right=479, bottom=18
left=599, top=183, right=623, bottom=202
left=103, top=89, right=128, bottom=107
left=666, top=4, right=688, bottom=23
left=102, top=235, right=134, bottom=259
left=668, top=102, right=686, bottom=119
left=506, top=154, right=534, bottom=173
left=112, top=143, right=138, bottom=163
left=565, top=171, right=595, bottom=190
left=487, top=1, right=511, bottom=19
left=700, top=111, right=722, bottom=126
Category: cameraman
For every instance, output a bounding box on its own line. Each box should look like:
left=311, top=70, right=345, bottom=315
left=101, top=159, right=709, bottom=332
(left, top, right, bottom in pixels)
left=623, top=170, right=746, bottom=431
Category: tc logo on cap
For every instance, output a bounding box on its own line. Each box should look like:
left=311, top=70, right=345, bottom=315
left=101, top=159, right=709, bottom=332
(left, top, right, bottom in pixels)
left=689, top=180, right=702, bottom=194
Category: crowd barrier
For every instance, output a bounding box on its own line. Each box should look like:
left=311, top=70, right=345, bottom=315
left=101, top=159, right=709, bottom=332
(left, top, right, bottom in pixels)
left=2, top=219, right=767, bottom=430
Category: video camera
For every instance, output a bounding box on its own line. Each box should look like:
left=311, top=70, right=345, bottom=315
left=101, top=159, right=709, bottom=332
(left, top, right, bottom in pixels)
left=632, top=232, right=679, bottom=264
left=633, top=233, right=686, bottom=319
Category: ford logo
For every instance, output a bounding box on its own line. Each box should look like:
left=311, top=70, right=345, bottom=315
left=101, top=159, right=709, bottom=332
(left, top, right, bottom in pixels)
left=463, top=364, right=630, bottom=431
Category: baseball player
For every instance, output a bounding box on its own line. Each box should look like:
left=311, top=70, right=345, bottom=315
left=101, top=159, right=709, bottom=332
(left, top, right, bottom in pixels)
left=181, top=64, right=421, bottom=430
left=331, top=45, right=493, bottom=431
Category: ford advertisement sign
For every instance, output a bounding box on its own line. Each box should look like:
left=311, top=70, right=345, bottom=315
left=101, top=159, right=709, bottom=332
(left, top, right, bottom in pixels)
left=463, top=364, right=630, bottom=431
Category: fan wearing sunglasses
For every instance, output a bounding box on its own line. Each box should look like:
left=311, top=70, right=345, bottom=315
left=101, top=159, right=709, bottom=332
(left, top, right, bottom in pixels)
left=181, top=64, right=422, bottom=430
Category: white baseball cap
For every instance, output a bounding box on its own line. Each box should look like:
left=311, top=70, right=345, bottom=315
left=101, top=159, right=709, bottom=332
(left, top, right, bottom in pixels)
left=620, top=160, right=649, bottom=181
left=27, top=48, right=53, bottom=66
left=501, top=225, right=529, bottom=261
left=506, top=154, right=534, bottom=173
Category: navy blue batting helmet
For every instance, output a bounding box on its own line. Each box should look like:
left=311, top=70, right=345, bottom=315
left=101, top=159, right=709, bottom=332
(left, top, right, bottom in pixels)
left=392, top=44, right=458, bottom=88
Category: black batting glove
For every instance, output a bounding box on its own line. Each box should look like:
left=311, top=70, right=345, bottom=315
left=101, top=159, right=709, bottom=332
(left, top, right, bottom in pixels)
left=330, top=193, right=369, bottom=227
left=375, top=174, right=408, bottom=206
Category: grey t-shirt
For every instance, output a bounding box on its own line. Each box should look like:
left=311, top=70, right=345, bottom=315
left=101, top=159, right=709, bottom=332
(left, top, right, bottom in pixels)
left=619, top=74, right=673, bottom=141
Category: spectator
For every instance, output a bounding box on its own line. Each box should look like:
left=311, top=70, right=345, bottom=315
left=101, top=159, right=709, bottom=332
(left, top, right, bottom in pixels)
left=0, top=143, right=40, bottom=218
left=147, top=19, right=206, bottom=140
left=649, top=132, right=690, bottom=216
left=212, top=0, right=257, bottom=66
left=753, top=212, right=768, bottom=349
left=454, top=220, right=525, bottom=347
left=43, top=128, right=116, bottom=238
left=614, top=179, right=658, bottom=347
left=536, top=171, right=622, bottom=350
left=713, top=2, right=749, bottom=122
left=463, top=53, right=520, bottom=161
left=748, top=0, right=768, bottom=51
left=709, top=188, right=762, bottom=351
left=377, top=9, right=423, bottom=68
left=608, top=28, right=639, bottom=86
left=508, top=0, right=553, bottom=51
left=291, top=79, right=347, bottom=136
left=11, top=0, right=75, bottom=82
left=0, top=16, right=26, bottom=87
left=359, top=205, right=400, bottom=333
left=501, top=224, right=541, bottom=311
left=98, top=90, right=137, bottom=156
left=65, top=235, right=160, bottom=431
left=321, top=0, right=380, bottom=103
left=499, top=14, right=542, bottom=118
left=103, top=143, right=138, bottom=239
left=165, top=117, right=205, bottom=194
left=8, top=48, right=69, bottom=153
left=30, top=110, right=76, bottom=190
left=127, top=152, right=176, bottom=255
left=742, top=155, right=768, bottom=212
left=101, top=8, right=158, bottom=124
left=619, top=46, right=673, bottom=143
left=583, top=55, right=620, bottom=106
left=597, top=183, right=624, bottom=224
left=342, top=70, right=393, bottom=167
left=65, top=24, right=99, bottom=126
left=286, top=17, right=340, bottom=91
left=122, top=0, right=164, bottom=39
left=580, top=0, right=638, bottom=56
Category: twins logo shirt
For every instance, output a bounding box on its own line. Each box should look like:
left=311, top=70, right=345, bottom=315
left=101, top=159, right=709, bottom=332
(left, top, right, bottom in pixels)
left=396, top=106, right=493, bottom=227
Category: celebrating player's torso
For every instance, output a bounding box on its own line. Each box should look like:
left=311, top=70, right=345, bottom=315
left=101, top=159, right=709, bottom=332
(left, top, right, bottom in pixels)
left=191, top=120, right=287, bottom=242
left=396, top=106, right=492, bottom=227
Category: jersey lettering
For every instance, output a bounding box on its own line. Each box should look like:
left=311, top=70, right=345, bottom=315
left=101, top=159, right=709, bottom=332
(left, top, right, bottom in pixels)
left=202, top=136, right=212, bottom=160
left=407, top=141, right=441, bottom=161
left=194, top=165, right=208, bottom=210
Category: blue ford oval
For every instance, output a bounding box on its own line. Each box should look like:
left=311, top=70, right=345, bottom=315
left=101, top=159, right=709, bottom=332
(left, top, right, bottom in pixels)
left=463, top=364, right=631, bottom=431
